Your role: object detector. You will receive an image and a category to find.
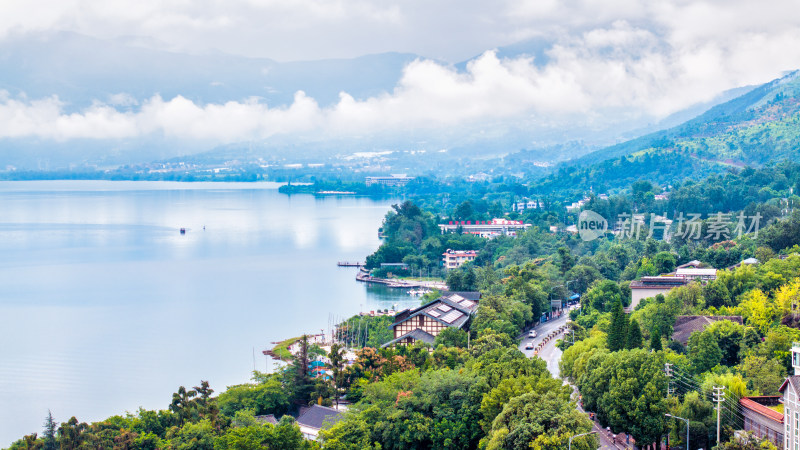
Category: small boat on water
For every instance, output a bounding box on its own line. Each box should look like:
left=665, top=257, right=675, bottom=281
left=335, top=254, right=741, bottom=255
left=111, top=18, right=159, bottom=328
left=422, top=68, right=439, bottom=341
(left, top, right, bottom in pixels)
left=180, top=228, right=186, bottom=234
left=407, top=289, right=432, bottom=296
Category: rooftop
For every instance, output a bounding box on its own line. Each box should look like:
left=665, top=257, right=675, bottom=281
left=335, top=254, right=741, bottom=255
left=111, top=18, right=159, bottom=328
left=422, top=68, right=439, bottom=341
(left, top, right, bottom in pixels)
left=672, top=316, right=743, bottom=345
left=739, top=396, right=784, bottom=423
left=393, top=293, right=479, bottom=329
left=296, top=404, right=343, bottom=431
left=381, top=329, right=436, bottom=347
left=630, top=276, right=689, bottom=289
left=676, top=268, right=718, bottom=276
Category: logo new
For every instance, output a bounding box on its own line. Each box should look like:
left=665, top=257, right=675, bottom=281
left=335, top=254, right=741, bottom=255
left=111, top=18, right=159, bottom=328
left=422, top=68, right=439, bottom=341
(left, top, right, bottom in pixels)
left=578, top=210, right=608, bottom=242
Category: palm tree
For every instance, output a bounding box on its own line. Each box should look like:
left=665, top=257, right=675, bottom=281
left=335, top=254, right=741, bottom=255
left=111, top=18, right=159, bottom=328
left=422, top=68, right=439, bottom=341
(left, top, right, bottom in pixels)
left=169, top=385, right=197, bottom=425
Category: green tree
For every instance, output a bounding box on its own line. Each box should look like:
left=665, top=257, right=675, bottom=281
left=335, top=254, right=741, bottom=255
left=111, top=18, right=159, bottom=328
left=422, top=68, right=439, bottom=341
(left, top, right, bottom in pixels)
left=217, top=376, right=291, bottom=418
left=738, top=354, right=787, bottom=395
left=760, top=210, right=800, bottom=252
left=557, top=247, right=575, bottom=275
left=454, top=200, right=475, bottom=220
left=626, top=318, right=643, bottom=349
left=478, top=376, right=570, bottom=434
left=56, top=417, right=88, bottom=449
left=653, top=251, right=677, bottom=275
left=649, top=327, right=662, bottom=350
left=446, top=269, right=464, bottom=291
left=328, top=343, right=346, bottom=408
left=607, top=299, right=629, bottom=352
left=565, top=265, right=603, bottom=295
left=577, top=349, right=667, bottom=445
left=166, top=419, right=216, bottom=449
left=706, top=320, right=746, bottom=366
left=170, top=385, right=198, bottom=425
left=434, top=328, right=468, bottom=348
left=290, top=335, right=315, bottom=405
left=483, top=391, right=595, bottom=450
left=42, top=410, right=57, bottom=450
left=716, top=432, right=778, bottom=449
left=703, top=280, right=732, bottom=308
left=583, top=280, right=625, bottom=312
left=688, top=331, right=723, bottom=374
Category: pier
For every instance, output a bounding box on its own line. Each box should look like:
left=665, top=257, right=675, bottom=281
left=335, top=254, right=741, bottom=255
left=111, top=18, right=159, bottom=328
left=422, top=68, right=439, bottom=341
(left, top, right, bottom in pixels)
left=337, top=261, right=365, bottom=267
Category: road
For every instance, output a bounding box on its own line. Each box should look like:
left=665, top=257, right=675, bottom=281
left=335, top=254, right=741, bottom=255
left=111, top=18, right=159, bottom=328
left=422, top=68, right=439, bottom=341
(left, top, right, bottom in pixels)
left=518, top=314, right=568, bottom=377
left=520, top=314, right=631, bottom=449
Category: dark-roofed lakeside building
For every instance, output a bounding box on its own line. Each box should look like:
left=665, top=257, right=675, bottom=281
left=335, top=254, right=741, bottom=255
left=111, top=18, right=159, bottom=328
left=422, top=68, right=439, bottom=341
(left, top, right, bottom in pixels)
left=296, top=404, right=343, bottom=440
left=382, top=291, right=481, bottom=347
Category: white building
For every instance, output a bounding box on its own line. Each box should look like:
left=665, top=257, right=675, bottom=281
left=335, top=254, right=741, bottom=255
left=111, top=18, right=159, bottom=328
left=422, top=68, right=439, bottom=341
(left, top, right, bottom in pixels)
left=442, top=249, right=478, bottom=269
left=438, top=218, right=531, bottom=238
left=512, top=199, right=542, bottom=212
left=628, top=276, right=689, bottom=311
left=365, top=174, right=414, bottom=187
left=779, top=342, right=800, bottom=449
left=676, top=268, right=718, bottom=281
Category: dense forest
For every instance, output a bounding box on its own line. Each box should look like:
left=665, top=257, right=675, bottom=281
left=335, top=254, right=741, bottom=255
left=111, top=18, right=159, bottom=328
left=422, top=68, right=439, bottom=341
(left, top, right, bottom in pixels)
left=13, top=77, right=800, bottom=447
left=12, top=159, right=800, bottom=448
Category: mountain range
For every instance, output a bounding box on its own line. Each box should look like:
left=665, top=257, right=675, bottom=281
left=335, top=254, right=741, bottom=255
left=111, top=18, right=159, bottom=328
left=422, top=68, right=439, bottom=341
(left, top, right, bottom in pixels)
left=532, top=70, right=800, bottom=194
left=0, top=31, right=757, bottom=170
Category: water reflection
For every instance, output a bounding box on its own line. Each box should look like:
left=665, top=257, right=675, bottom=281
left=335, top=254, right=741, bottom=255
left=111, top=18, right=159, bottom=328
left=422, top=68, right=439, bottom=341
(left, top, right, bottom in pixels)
left=0, top=181, right=409, bottom=446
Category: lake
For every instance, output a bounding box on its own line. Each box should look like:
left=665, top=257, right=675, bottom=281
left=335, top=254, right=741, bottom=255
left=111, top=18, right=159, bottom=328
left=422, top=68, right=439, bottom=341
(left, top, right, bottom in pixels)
left=0, top=181, right=415, bottom=446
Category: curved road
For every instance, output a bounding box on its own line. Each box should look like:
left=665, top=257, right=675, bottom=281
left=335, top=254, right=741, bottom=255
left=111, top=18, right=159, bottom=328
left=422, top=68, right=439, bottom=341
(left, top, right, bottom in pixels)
left=518, top=314, right=631, bottom=449
left=518, top=314, right=568, bottom=377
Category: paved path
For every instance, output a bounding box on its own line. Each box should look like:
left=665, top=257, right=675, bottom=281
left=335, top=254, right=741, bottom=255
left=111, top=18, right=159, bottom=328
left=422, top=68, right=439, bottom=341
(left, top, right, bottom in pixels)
left=521, top=315, right=632, bottom=449
left=517, top=314, right=568, bottom=366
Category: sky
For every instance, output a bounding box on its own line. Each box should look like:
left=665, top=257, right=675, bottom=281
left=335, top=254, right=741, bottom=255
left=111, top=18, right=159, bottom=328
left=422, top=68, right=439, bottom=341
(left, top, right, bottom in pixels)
left=1, top=0, right=800, bottom=151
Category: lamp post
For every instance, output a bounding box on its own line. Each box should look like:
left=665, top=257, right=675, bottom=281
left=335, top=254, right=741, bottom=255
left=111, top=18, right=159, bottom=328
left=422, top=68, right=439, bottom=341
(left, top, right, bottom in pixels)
left=568, top=431, right=596, bottom=450
left=665, top=413, right=689, bottom=450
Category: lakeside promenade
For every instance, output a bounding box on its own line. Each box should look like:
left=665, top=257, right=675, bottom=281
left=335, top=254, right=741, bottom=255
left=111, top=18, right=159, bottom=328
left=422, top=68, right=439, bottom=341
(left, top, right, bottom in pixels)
left=355, top=267, right=447, bottom=289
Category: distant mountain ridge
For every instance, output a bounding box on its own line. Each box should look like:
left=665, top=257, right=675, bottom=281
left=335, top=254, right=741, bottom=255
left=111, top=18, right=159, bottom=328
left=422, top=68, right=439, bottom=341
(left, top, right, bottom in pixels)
left=533, top=70, right=800, bottom=193
left=0, top=31, right=420, bottom=109
left=0, top=31, right=784, bottom=171
left=577, top=70, right=800, bottom=166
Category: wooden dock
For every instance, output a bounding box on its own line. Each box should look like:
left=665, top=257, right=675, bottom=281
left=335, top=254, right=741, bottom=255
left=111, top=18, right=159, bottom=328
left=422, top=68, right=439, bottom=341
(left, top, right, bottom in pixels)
left=337, top=261, right=365, bottom=267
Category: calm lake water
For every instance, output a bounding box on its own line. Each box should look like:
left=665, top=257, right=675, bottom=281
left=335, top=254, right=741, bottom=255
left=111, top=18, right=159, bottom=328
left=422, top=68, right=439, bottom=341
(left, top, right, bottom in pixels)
left=0, top=181, right=415, bottom=446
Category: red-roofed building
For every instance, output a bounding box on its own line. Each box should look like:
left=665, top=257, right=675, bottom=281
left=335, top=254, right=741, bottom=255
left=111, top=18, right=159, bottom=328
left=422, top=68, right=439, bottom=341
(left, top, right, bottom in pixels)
left=739, top=396, right=784, bottom=447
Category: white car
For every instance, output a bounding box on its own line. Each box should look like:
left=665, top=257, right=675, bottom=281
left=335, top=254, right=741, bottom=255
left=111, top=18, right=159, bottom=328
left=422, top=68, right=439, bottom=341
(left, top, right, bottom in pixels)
left=525, top=342, right=534, bottom=350
left=528, top=330, right=537, bottom=338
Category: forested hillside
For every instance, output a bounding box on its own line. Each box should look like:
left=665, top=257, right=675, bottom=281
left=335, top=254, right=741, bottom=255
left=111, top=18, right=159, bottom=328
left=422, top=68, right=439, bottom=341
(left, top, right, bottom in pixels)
left=533, top=71, right=800, bottom=193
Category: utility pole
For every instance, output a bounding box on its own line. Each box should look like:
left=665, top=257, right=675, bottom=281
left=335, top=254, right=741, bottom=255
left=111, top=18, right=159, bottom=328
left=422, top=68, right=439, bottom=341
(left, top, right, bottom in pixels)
left=664, top=363, right=674, bottom=450
left=664, top=363, right=674, bottom=397
left=713, top=385, right=725, bottom=444
left=665, top=414, right=689, bottom=450
left=568, top=431, right=597, bottom=450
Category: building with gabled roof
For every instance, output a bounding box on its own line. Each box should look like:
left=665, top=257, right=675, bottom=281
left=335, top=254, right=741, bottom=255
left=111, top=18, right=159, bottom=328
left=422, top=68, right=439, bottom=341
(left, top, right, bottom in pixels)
left=671, top=316, right=743, bottom=346
left=296, top=404, right=343, bottom=440
left=780, top=343, right=800, bottom=450
left=739, top=396, right=783, bottom=447
left=382, top=292, right=481, bottom=348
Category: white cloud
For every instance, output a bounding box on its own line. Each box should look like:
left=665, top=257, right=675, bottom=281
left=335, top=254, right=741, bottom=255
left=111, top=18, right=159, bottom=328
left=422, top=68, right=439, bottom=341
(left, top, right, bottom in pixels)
left=1, top=0, right=800, bottom=146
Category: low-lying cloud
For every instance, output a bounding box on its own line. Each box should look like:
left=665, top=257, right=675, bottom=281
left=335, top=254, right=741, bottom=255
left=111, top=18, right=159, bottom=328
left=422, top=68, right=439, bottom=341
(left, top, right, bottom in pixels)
left=2, top=5, right=800, bottom=145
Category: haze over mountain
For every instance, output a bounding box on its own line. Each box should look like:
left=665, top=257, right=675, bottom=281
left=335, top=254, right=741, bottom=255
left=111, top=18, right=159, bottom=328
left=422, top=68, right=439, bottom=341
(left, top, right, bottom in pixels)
left=533, top=70, right=800, bottom=194
left=1, top=0, right=800, bottom=169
